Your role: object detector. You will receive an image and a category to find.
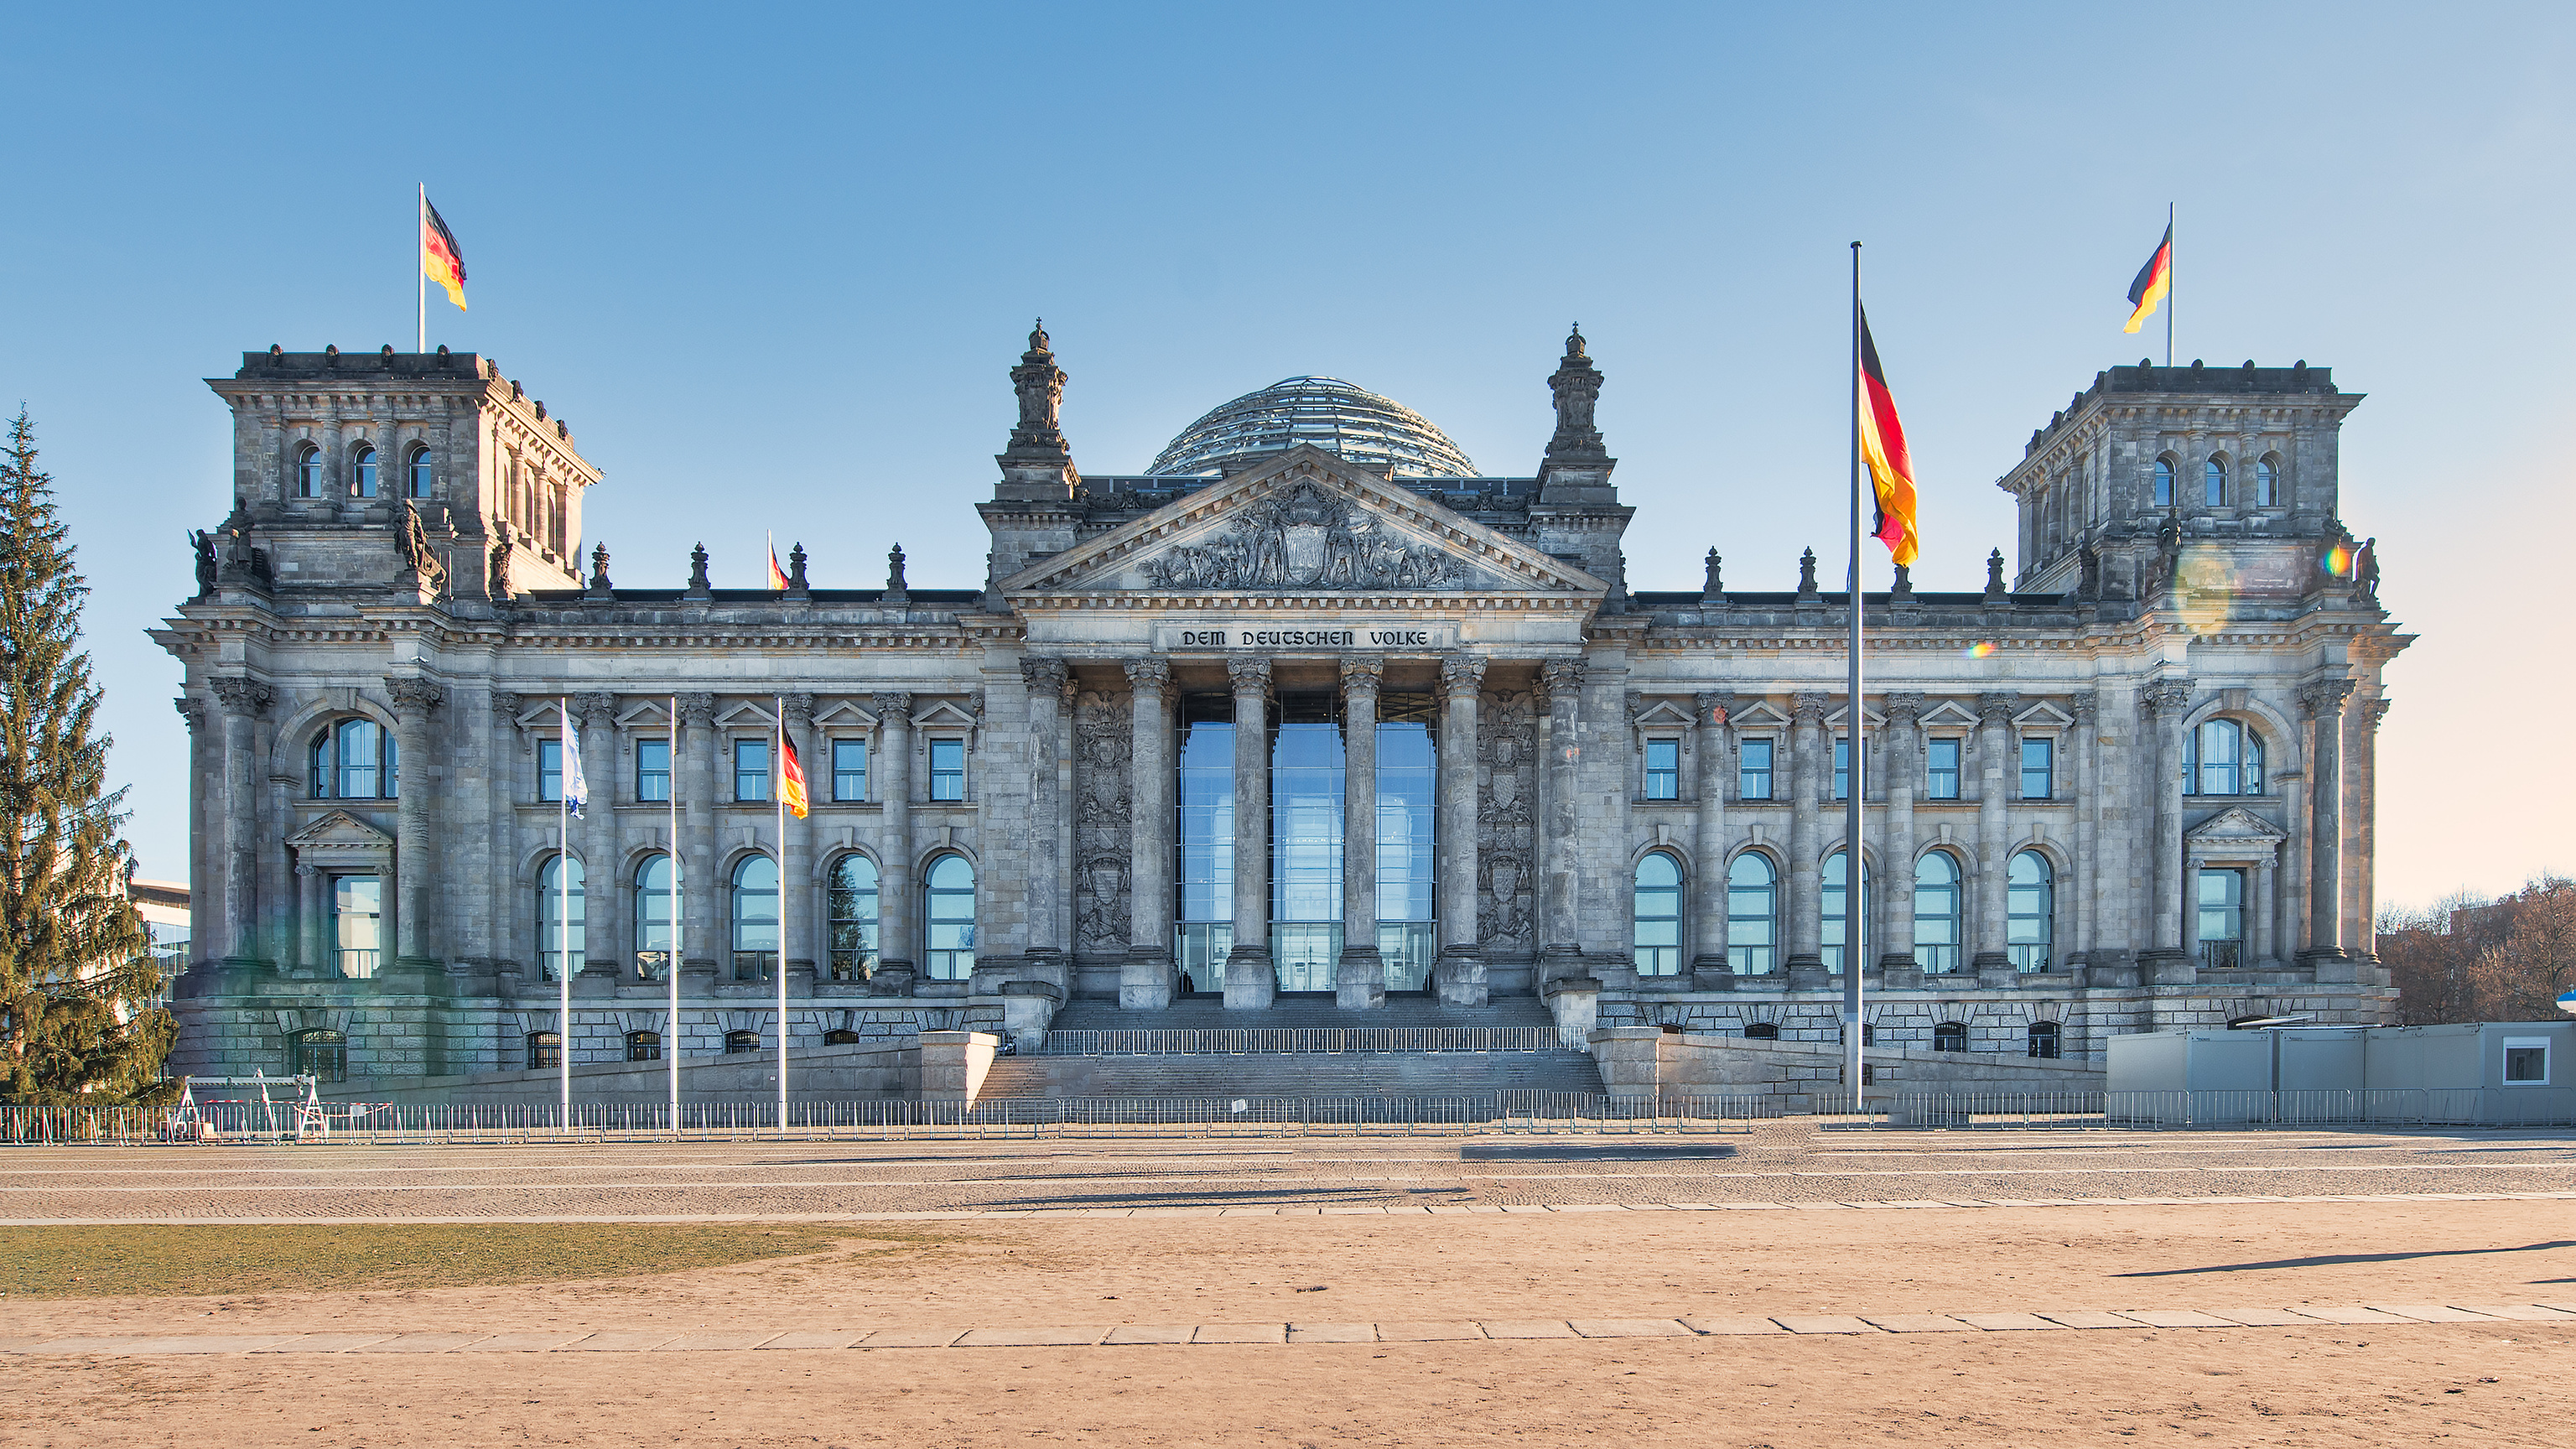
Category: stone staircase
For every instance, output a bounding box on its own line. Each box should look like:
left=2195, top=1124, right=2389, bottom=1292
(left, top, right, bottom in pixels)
left=976, top=995, right=1603, bottom=1103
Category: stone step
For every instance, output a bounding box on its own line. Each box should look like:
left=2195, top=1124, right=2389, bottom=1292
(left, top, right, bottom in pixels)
left=1048, top=996, right=1553, bottom=1033
left=976, top=1050, right=1606, bottom=1101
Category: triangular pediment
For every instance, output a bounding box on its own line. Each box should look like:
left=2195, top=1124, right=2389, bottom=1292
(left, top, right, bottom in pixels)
left=1001, top=447, right=1608, bottom=600
left=1920, top=700, right=1979, bottom=729
left=288, top=809, right=393, bottom=850
left=814, top=700, right=879, bottom=729
left=2186, top=806, right=2288, bottom=845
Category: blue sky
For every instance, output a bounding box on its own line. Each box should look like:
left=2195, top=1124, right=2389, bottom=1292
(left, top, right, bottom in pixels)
left=3, top=3, right=2569, bottom=911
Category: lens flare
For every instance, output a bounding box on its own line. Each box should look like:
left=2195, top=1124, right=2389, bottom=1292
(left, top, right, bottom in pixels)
left=2324, top=545, right=2352, bottom=577
left=1962, top=641, right=1997, bottom=659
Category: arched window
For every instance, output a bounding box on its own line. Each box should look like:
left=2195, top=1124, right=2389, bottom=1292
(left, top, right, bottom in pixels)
left=2255, top=454, right=2279, bottom=507
left=923, top=855, right=976, bottom=980
left=1632, top=853, right=1684, bottom=976
left=2007, top=851, right=2054, bottom=973
left=723, top=1029, right=760, bottom=1055
left=526, top=1030, right=563, bottom=1069
left=1913, top=852, right=1961, bottom=974
left=625, top=1029, right=661, bottom=1062
left=730, top=854, right=779, bottom=980
left=1933, top=1021, right=1969, bottom=1052
left=352, top=444, right=378, bottom=498
left=1727, top=853, right=1778, bottom=975
left=406, top=444, right=434, bottom=499
left=537, top=855, right=585, bottom=981
left=822, top=1028, right=862, bottom=1046
left=1743, top=1022, right=1779, bottom=1040
left=2153, top=456, right=2175, bottom=508
left=2204, top=456, right=2226, bottom=507
left=295, top=444, right=324, bottom=498
left=2028, top=1021, right=2062, bottom=1059
left=2184, top=719, right=2266, bottom=796
left=1822, top=850, right=1869, bottom=974
left=309, top=717, right=397, bottom=799
left=288, top=1027, right=346, bottom=1082
left=828, top=854, right=880, bottom=982
left=633, top=854, right=678, bottom=979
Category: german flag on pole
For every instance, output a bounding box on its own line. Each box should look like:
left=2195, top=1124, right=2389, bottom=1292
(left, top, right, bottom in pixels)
left=778, top=727, right=809, bottom=819
left=2123, top=223, right=2173, bottom=334
left=1857, top=306, right=1919, bottom=568
left=766, top=532, right=790, bottom=590
left=423, top=195, right=468, bottom=311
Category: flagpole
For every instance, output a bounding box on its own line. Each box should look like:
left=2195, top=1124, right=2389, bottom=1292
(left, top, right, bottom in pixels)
left=667, top=694, right=681, bottom=1135
left=775, top=695, right=789, bottom=1136
left=558, top=698, right=573, bottom=1135
left=1846, top=242, right=1868, bottom=1117
left=417, top=186, right=427, bottom=355
left=2164, top=202, right=2174, bottom=369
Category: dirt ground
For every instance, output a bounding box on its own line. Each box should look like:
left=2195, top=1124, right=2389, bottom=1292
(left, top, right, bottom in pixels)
left=3, top=1198, right=2569, bottom=1446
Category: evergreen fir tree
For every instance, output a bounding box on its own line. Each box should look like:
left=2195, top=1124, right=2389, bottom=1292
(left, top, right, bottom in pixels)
left=0, top=410, right=173, bottom=1104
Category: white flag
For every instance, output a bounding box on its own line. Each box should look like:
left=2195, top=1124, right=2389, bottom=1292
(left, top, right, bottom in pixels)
left=560, top=706, right=589, bottom=818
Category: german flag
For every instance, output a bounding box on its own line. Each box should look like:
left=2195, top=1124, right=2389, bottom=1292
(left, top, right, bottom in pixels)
left=2123, top=223, right=2172, bottom=334
left=778, top=727, right=808, bottom=819
left=1857, top=306, right=1919, bottom=568
left=423, top=195, right=468, bottom=311
left=766, top=532, right=790, bottom=590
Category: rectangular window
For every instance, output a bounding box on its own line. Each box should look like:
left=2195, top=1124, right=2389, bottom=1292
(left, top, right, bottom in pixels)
left=2502, top=1039, right=2551, bottom=1085
left=2196, top=867, right=2245, bottom=970
left=1926, top=738, right=1961, bottom=799
left=635, top=739, right=670, bottom=802
left=1644, top=738, right=1679, bottom=800
left=331, top=875, right=382, bottom=979
left=832, top=739, right=868, bottom=802
left=2020, top=736, right=2054, bottom=799
left=928, top=738, right=965, bottom=801
left=538, top=738, right=563, bottom=802
left=734, top=739, right=770, bottom=802
left=1833, top=737, right=1861, bottom=801
left=1739, top=738, right=1774, bottom=801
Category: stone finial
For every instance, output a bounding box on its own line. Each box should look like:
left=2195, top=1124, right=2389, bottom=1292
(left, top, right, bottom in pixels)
left=1891, top=561, right=1914, bottom=603
left=585, top=541, right=612, bottom=599
left=1226, top=657, right=1272, bottom=693
left=787, top=542, right=809, bottom=595
left=1795, top=547, right=1820, bottom=599
left=1002, top=320, right=1071, bottom=465
left=1542, top=325, right=1608, bottom=469
left=685, top=542, right=712, bottom=598
left=1121, top=657, right=1171, bottom=693
left=885, top=543, right=909, bottom=601
left=1983, top=548, right=2008, bottom=601
left=188, top=529, right=217, bottom=597
left=1700, top=548, right=1726, bottom=604
left=2352, top=536, right=2380, bottom=601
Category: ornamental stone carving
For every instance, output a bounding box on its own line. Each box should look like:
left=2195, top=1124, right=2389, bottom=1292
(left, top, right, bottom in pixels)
left=1020, top=656, right=1068, bottom=696
left=174, top=695, right=206, bottom=732
left=782, top=692, right=815, bottom=726
left=1072, top=688, right=1132, bottom=958
left=490, top=691, right=521, bottom=719
left=1790, top=691, right=1830, bottom=726
left=1882, top=691, right=1924, bottom=728
left=679, top=692, right=719, bottom=727
left=1136, top=480, right=1467, bottom=591
left=1694, top=690, right=1734, bottom=728
left=569, top=690, right=615, bottom=727
left=1227, top=656, right=1271, bottom=692
left=1122, top=657, right=1171, bottom=692
left=1537, top=658, right=1584, bottom=706
left=1339, top=657, right=1383, bottom=694
left=2141, top=678, right=2195, bottom=717
left=868, top=691, right=912, bottom=722
left=2072, top=693, right=2101, bottom=726
left=1977, top=690, right=2019, bottom=724
left=1440, top=653, right=1488, bottom=701
left=385, top=678, right=447, bottom=719
left=210, top=677, right=273, bottom=715
left=1477, top=690, right=1539, bottom=951
left=2300, top=678, right=2355, bottom=716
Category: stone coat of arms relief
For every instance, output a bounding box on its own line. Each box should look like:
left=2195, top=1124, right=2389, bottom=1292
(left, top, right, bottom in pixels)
left=1477, top=692, right=1538, bottom=951
left=1136, top=480, right=1469, bottom=591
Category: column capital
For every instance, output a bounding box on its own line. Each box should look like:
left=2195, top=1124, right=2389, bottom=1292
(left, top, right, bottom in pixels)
left=1881, top=690, right=1924, bottom=727
left=1535, top=657, right=1582, bottom=705
left=491, top=690, right=522, bottom=719
left=1693, top=689, right=1734, bottom=725
left=2071, top=692, right=2101, bottom=725
left=210, top=676, right=273, bottom=716
left=1439, top=652, right=1488, bottom=702
left=174, top=694, right=207, bottom=732
left=868, top=690, right=913, bottom=721
left=1790, top=690, right=1831, bottom=726
left=2360, top=696, right=2391, bottom=731
left=2300, top=677, right=2355, bottom=716
left=781, top=690, right=817, bottom=725
left=1338, top=657, right=1383, bottom=693
left=1226, top=656, right=1271, bottom=693
left=571, top=690, right=617, bottom=727
left=1976, top=690, right=2019, bottom=726
left=1120, top=658, right=1170, bottom=693
left=2141, top=677, right=2195, bottom=717
left=679, top=691, right=719, bottom=727
left=1020, top=656, right=1069, bottom=696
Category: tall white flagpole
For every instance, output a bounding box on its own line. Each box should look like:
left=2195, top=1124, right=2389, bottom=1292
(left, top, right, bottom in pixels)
left=775, top=695, right=789, bottom=1136
left=1846, top=243, right=1869, bottom=1116
left=558, top=698, right=574, bottom=1133
left=417, top=186, right=426, bottom=355
left=667, top=694, right=681, bottom=1134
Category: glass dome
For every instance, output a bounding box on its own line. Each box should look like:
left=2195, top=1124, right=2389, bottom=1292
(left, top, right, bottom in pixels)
left=1147, top=377, right=1478, bottom=479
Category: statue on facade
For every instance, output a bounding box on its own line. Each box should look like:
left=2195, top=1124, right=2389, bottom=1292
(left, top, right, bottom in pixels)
left=395, top=501, right=447, bottom=592
left=2353, top=536, right=2380, bottom=601
left=490, top=537, right=515, bottom=599
left=188, top=529, right=217, bottom=596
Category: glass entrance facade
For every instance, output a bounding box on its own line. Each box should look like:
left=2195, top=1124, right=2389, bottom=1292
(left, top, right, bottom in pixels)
left=1373, top=694, right=1438, bottom=991
left=1270, top=692, right=1344, bottom=991
left=1175, top=695, right=1235, bottom=993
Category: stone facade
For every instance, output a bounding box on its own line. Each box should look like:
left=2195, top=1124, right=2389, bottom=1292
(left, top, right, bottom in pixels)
left=158, top=328, right=2407, bottom=1093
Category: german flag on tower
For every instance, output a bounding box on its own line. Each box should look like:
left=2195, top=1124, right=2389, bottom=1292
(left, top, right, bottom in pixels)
left=2124, top=222, right=2173, bottom=334
left=1857, top=306, right=1919, bottom=568
left=422, top=193, right=468, bottom=311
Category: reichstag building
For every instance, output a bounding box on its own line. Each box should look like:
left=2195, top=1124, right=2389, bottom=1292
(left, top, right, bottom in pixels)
left=159, top=325, right=2406, bottom=1088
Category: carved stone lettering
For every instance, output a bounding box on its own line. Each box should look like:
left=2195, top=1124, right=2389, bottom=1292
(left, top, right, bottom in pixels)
left=1138, top=480, right=1468, bottom=591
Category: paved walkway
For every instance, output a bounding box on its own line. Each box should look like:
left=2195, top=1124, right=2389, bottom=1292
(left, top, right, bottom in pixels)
left=6, top=1301, right=2569, bottom=1357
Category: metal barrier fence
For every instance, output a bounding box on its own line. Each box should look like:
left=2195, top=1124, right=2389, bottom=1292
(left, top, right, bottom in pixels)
left=1035, top=1026, right=1593, bottom=1056
left=1815, top=1088, right=2576, bottom=1130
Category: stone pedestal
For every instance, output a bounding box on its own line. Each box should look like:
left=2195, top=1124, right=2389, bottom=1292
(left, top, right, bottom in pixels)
left=1119, top=951, right=1173, bottom=1011
left=1433, top=949, right=1487, bottom=1007
left=1224, top=949, right=1276, bottom=1010
left=1973, top=953, right=2018, bottom=989
left=2138, top=948, right=2194, bottom=985
left=999, top=982, right=1062, bottom=1052
left=917, top=1029, right=996, bottom=1104
left=1876, top=954, right=1924, bottom=993
left=1541, top=975, right=1599, bottom=1036
left=1336, top=963, right=1385, bottom=1011
left=1784, top=953, right=1830, bottom=992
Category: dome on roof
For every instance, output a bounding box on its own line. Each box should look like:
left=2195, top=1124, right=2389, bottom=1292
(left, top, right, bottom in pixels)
left=1147, top=377, right=1477, bottom=479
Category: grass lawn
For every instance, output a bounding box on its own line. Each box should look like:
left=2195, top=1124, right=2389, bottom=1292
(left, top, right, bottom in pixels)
left=0, top=1223, right=859, bottom=1299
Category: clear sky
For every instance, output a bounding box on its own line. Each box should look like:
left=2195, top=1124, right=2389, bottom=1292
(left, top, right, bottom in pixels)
left=3, top=3, right=2568, bottom=914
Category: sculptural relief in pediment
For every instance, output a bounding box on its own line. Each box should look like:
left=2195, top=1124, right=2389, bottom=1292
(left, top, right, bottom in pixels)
left=1135, top=479, right=1470, bottom=592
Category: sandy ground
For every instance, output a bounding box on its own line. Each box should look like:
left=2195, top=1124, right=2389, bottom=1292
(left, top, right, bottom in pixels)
left=3, top=1130, right=2569, bottom=1445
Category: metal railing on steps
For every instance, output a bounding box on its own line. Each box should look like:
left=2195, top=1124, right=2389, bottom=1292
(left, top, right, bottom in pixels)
left=1035, top=1026, right=1593, bottom=1056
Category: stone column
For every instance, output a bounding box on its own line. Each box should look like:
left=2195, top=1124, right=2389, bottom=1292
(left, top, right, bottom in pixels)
left=1970, top=691, right=2018, bottom=981
left=1223, top=657, right=1275, bottom=1009
left=294, top=863, right=321, bottom=978
left=2350, top=697, right=2388, bottom=960
left=1435, top=653, right=1488, bottom=1006
left=2253, top=858, right=2277, bottom=968
left=1689, top=690, right=1733, bottom=987
left=174, top=695, right=214, bottom=974
left=1783, top=691, right=1828, bottom=987
left=871, top=692, right=916, bottom=988
left=574, top=692, right=621, bottom=980
left=488, top=692, right=521, bottom=973
left=1537, top=658, right=1587, bottom=983
left=1336, top=657, right=1384, bottom=1009
left=1018, top=660, right=1068, bottom=966
left=210, top=678, right=272, bottom=968
left=1877, top=693, right=1923, bottom=988
left=1120, top=659, right=1174, bottom=1010
left=2138, top=678, right=2195, bottom=979
left=384, top=677, right=445, bottom=973
left=678, top=692, right=721, bottom=982
left=2070, top=693, right=2100, bottom=969
left=2301, top=677, right=2353, bottom=965
left=780, top=692, right=818, bottom=989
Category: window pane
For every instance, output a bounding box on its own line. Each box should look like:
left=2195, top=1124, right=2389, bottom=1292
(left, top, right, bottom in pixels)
left=332, top=875, right=381, bottom=979
left=1926, top=738, right=1959, bottom=798
left=732, top=855, right=778, bottom=979
left=538, top=736, right=562, bottom=802
left=735, top=740, right=770, bottom=801
left=633, top=854, right=678, bottom=979
left=408, top=449, right=434, bottom=498
left=2007, top=850, right=2053, bottom=971
left=929, top=739, right=964, bottom=801
left=832, top=739, right=867, bottom=801
left=2020, top=737, right=2052, bottom=799
left=1833, top=738, right=1850, bottom=801
left=636, top=739, right=671, bottom=802
left=338, top=719, right=382, bottom=798
left=2205, top=459, right=2225, bottom=506
left=828, top=854, right=880, bottom=980
left=1727, top=854, right=1775, bottom=974
left=2153, top=459, right=2174, bottom=506
left=1739, top=739, right=1773, bottom=800
left=1644, top=738, right=1678, bottom=800
left=537, top=855, right=586, bottom=980
left=353, top=444, right=377, bottom=497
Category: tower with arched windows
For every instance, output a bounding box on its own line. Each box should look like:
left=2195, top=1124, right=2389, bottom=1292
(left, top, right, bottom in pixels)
left=157, top=330, right=2405, bottom=1096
